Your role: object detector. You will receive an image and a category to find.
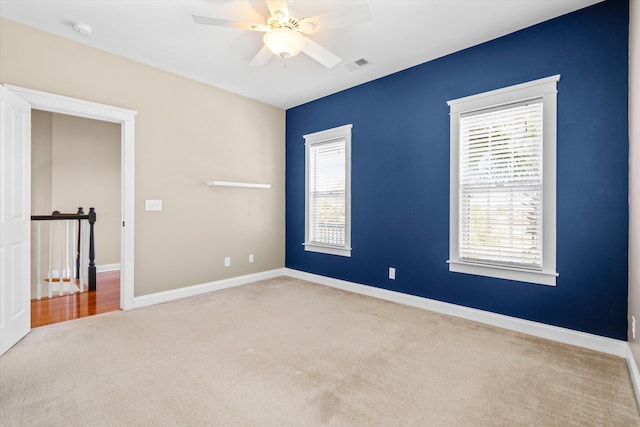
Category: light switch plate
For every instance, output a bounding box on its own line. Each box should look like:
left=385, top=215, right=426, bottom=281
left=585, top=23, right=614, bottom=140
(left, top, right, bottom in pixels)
left=145, top=200, right=162, bottom=211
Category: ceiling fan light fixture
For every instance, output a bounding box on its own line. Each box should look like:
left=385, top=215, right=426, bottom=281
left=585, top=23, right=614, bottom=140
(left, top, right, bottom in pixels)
left=263, top=29, right=306, bottom=59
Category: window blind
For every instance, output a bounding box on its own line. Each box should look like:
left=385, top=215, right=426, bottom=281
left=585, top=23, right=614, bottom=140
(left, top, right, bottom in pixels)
left=459, top=99, right=543, bottom=269
left=308, top=138, right=346, bottom=247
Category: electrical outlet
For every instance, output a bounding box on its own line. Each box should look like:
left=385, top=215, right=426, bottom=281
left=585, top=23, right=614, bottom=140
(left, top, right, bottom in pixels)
left=249, top=254, right=254, bottom=263
left=389, top=267, right=396, bottom=280
left=633, top=316, right=636, bottom=340
left=224, top=257, right=231, bottom=267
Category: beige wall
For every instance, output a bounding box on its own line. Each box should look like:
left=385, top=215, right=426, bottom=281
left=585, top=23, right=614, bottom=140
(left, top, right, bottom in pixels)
left=31, top=110, right=52, bottom=215
left=630, top=0, right=640, bottom=371
left=51, top=113, right=121, bottom=266
left=1, top=17, right=286, bottom=297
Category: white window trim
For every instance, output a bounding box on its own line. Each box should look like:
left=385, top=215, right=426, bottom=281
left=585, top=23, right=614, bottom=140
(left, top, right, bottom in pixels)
left=447, top=75, right=560, bottom=286
left=303, top=124, right=352, bottom=257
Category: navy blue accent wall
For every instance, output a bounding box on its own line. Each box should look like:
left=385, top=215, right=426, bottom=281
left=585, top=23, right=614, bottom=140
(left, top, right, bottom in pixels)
left=285, top=0, right=629, bottom=340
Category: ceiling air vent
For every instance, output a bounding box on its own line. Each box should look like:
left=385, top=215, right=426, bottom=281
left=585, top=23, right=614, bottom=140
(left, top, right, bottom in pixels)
left=343, top=58, right=369, bottom=71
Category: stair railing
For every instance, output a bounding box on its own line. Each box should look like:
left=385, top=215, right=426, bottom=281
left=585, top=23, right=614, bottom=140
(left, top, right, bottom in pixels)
left=31, top=207, right=96, bottom=299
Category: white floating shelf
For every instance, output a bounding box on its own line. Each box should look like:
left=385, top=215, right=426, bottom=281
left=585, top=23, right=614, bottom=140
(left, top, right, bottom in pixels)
left=206, top=181, right=271, bottom=189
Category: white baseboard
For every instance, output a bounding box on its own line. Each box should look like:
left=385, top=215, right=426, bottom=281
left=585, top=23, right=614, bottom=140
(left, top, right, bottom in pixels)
left=133, top=268, right=286, bottom=309
left=43, top=264, right=120, bottom=277
left=284, top=268, right=628, bottom=358
left=97, top=263, right=120, bottom=273
left=45, top=281, right=81, bottom=294
left=44, top=269, right=73, bottom=279
left=628, top=346, right=640, bottom=406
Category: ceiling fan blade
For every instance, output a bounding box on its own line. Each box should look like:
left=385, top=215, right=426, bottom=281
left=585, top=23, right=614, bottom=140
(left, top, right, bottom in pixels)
left=301, top=36, right=340, bottom=68
left=299, top=3, right=371, bottom=34
left=192, top=14, right=269, bottom=32
left=266, top=0, right=290, bottom=20
left=249, top=45, right=274, bottom=67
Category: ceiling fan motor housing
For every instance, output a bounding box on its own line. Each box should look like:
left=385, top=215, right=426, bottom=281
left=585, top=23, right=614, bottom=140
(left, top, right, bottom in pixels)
left=267, top=14, right=300, bottom=31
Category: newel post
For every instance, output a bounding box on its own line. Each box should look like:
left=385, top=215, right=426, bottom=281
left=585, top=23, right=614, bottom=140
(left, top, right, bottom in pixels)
left=88, top=207, right=97, bottom=291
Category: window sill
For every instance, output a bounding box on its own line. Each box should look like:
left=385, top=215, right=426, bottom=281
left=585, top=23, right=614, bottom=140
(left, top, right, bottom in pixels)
left=304, top=243, right=351, bottom=257
left=447, top=260, right=557, bottom=286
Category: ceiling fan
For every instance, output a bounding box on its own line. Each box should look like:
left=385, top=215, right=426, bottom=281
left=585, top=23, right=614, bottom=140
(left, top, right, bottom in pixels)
left=193, top=0, right=371, bottom=68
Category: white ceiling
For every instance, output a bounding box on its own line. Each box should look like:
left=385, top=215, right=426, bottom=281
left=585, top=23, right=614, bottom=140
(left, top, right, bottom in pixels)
left=0, top=0, right=602, bottom=109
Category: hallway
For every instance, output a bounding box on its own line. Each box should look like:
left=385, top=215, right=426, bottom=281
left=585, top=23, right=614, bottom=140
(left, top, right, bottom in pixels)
left=31, top=270, right=120, bottom=327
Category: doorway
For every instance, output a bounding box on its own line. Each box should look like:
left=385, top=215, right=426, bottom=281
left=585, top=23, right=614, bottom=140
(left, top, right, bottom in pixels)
left=30, top=111, right=122, bottom=326
left=5, top=84, right=137, bottom=313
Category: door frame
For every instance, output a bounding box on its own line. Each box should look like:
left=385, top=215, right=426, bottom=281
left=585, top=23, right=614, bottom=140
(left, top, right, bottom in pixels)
left=5, top=85, right=137, bottom=310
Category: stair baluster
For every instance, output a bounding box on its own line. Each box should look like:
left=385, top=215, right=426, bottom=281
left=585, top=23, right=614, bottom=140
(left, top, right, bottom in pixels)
left=47, top=221, right=53, bottom=298
left=36, top=222, right=42, bottom=301
left=58, top=220, right=64, bottom=296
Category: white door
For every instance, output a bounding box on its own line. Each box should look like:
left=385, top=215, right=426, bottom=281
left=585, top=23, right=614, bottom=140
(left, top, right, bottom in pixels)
left=0, top=85, right=31, bottom=356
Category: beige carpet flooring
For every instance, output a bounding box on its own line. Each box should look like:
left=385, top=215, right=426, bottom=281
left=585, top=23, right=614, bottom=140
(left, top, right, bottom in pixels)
left=1, top=276, right=639, bottom=426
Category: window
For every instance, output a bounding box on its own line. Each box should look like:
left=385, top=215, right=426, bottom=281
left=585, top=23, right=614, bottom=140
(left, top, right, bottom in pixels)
left=447, top=76, right=559, bottom=285
left=304, top=124, right=352, bottom=257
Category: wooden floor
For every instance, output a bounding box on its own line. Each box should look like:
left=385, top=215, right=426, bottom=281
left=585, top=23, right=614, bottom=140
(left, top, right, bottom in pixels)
left=31, top=270, right=121, bottom=328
